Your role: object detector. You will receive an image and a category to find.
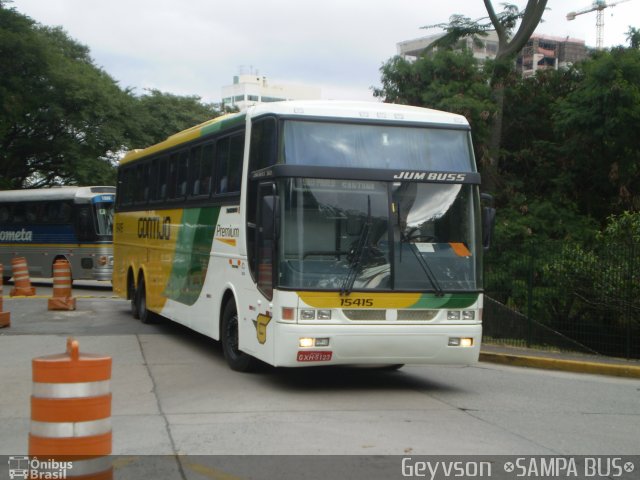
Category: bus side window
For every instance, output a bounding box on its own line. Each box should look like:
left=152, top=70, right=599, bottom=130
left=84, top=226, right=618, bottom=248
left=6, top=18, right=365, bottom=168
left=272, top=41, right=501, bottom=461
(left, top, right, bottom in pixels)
left=12, top=204, right=25, bottom=223
left=190, top=145, right=203, bottom=196
left=201, top=143, right=214, bottom=197
left=177, top=150, right=188, bottom=198
left=216, top=137, right=230, bottom=194
left=120, top=167, right=134, bottom=206
left=157, top=157, right=168, bottom=200
left=0, top=205, right=9, bottom=222
left=228, top=133, right=245, bottom=193
left=75, top=205, right=95, bottom=241
left=167, top=154, right=178, bottom=199
left=134, top=165, right=145, bottom=204
left=142, top=162, right=151, bottom=203
left=149, top=158, right=159, bottom=201
left=25, top=203, right=39, bottom=223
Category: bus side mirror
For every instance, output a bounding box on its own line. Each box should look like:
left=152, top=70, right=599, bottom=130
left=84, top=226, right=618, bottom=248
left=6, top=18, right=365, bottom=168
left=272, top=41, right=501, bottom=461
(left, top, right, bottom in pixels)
left=481, top=193, right=496, bottom=251
left=260, top=195, right=280, bottom=240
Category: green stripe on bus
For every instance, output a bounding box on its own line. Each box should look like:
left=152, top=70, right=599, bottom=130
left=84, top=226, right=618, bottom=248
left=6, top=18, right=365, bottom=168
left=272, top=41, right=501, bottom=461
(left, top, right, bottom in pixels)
left=164, top=206, right=220, bottom=306
left=200, top=114, right=246, bottom=137
left=410, top=293, right=479, bottom=309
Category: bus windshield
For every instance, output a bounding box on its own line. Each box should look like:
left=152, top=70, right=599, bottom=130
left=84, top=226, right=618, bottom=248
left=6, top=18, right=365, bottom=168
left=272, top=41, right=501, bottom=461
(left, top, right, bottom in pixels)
left=94, top=201, right=114, bottom=237
left=277, top=178, right=481, bottom=292
left=282, top=120, right=474, bottom=172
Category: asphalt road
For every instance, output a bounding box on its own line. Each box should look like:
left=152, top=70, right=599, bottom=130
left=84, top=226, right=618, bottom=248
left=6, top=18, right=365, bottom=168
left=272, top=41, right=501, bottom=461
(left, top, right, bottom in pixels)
left=1, top=281, right=639, bottom=478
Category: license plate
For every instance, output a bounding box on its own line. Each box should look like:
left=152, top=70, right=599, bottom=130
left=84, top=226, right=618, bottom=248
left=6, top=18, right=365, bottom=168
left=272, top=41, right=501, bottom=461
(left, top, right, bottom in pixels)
left=297, top=351, right=333, bottom=362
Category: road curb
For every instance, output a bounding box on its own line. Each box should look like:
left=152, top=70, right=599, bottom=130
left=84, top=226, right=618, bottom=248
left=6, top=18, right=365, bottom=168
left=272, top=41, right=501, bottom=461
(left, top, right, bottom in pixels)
left=480, top=351, right=640, bottom=379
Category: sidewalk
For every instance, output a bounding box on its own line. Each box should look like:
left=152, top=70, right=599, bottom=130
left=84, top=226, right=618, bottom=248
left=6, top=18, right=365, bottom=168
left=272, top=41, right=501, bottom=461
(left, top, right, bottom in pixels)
left=480, top=343, right=640, bottom=379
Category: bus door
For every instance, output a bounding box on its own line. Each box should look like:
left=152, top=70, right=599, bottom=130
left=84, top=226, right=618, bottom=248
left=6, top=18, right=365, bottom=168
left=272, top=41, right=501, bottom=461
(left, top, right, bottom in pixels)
left=255, top=182, right=278, bottom=300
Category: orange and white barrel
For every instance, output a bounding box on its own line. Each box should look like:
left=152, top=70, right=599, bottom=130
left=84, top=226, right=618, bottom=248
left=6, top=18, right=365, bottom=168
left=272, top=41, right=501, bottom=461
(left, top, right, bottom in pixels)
left=30, top=338, right=112, bottom=479
left=0, top=264, right=10, bottom=328
left=48, top=259, right=76, bottom=311
left=9, top=256, right=36, bottom=297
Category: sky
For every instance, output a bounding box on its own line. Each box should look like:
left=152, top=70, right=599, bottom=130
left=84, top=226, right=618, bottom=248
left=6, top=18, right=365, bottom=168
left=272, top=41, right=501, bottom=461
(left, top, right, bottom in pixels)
left=9, top=0, right=640, bottom=103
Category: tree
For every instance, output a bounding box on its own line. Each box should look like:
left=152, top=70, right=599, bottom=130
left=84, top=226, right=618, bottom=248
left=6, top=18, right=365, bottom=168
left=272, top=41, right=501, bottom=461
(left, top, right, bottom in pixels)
left=553, top=47, right=640, bottom=217
left=0, top=5, right=133, bottom=188
left=127, top=89, right=222, bottom=149
left=423, top=1, right=548, bottom=192
left=627, top=26, right=640, bottom=49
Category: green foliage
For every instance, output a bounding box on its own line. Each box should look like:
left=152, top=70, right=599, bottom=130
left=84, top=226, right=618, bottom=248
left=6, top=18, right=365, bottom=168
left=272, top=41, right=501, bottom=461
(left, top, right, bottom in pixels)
left=627, top=26, right=640, bottom=49
left=0, top=5, right=224, bottom=189
left=597, top=211, right=640, bottom=244
left=128, top=89, right=221, bottom=149
left=553, top=48, right=640, bottom=216
left=0, top=5, right=133, bottom=187
left=422, top=14, right=492, bottom=52
left=376, top=12, right=639, bottom=356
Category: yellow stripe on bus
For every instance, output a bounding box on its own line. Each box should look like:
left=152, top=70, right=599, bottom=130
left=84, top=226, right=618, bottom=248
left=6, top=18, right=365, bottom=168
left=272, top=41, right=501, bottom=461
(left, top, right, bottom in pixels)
left=298, top=291, right=422, bottom=309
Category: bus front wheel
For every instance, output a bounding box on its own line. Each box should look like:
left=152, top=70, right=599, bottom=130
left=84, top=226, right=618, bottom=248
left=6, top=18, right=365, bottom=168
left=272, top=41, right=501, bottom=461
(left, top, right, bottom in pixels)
left=221, top=300, right=257, bottom=372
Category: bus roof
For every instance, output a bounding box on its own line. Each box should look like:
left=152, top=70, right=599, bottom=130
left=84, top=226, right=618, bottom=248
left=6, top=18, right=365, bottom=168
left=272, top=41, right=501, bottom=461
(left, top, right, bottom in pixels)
left=119, top=101, right=470, bottom=166
left=0, top=186, right=115, bottom=203
left=120, top=112, right=246, bottom=165
left=248, top=100, right=470, bottom=127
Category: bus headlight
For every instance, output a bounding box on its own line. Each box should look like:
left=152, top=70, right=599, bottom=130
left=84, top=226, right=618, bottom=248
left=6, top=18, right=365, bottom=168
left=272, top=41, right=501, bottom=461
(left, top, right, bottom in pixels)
left=300, top=309, right=316, bottom=320
left=299, top=337, right=330, bottom=348
left=299, top=337, right=314, bottom=348
left=447, top=310, right=476, bottom=321
left=448, top=337, right=474, bottom=347
left=298, top=309, right=332, bottom=320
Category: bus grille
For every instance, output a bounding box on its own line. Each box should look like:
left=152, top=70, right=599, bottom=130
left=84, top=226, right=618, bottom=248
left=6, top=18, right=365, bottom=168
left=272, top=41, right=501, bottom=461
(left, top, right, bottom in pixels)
left=397, top=309, right=438, bottom=321
left=342, top=309, right=386, bottom=321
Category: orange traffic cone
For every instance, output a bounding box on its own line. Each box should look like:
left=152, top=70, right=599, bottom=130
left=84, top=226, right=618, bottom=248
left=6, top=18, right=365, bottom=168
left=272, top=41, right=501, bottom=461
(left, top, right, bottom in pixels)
left=48, top=259, right=76, bottom=311
left=0, top=264, right=10, bottom=328
left=9, top=256, right=36, bottom=296
left=30, top=338, right=113, bottom=479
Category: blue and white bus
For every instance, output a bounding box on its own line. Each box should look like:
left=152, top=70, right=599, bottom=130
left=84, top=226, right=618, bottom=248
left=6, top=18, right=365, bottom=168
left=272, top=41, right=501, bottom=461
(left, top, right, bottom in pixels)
left=0, top=186, right=115, bottom=282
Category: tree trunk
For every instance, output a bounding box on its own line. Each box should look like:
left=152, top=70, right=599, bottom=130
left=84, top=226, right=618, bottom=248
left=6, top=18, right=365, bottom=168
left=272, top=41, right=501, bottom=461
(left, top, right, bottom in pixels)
left=482, top=0, right=548, bottom=193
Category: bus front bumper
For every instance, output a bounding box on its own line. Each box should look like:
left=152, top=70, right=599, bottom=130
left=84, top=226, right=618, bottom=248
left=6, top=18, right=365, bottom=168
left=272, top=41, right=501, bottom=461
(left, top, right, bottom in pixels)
left=273, top=323, right=482, bottom=367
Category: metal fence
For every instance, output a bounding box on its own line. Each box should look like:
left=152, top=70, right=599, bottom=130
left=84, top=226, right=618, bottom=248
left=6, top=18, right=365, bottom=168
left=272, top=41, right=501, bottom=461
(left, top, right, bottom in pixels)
left=483, top=242, right=640, bottom=359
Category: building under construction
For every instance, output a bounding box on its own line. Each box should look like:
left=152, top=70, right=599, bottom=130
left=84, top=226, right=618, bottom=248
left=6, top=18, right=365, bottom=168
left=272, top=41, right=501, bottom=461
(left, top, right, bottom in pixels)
left=397, top=32, right=589, bottom=78
left=517, top=34, right=588, bottom=77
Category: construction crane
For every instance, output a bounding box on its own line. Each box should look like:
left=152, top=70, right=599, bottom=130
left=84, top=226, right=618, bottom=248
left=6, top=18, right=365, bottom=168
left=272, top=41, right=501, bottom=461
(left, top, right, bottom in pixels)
left=566, top=0, right=633, bottom=49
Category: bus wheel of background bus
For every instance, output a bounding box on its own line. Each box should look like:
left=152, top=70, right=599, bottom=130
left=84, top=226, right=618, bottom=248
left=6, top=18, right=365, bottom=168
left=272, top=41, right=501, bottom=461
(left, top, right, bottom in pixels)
left=221, top=300, right=257, bottom=372
left=135, top=276, right=156, bottom=324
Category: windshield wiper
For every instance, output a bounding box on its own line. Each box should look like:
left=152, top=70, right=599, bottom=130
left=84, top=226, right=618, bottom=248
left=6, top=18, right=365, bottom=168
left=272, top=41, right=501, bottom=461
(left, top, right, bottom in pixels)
left=407, top=244, right=445, bottom=297
left=395, top=201, right=444, bottom=296
left=341, top=196, right=372, bottom=296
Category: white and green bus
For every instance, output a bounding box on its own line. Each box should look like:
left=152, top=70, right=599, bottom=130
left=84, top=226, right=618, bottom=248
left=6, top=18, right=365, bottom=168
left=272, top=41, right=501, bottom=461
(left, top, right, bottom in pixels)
left=114, top=101, right=488, bottom=371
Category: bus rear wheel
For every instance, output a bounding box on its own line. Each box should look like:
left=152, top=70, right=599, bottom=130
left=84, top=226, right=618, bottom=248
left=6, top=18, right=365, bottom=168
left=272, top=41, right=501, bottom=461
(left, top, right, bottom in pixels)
left=135, top=277, right=156, bottom=324
left=221, top=300, right=257, bottom=372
